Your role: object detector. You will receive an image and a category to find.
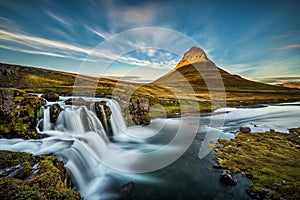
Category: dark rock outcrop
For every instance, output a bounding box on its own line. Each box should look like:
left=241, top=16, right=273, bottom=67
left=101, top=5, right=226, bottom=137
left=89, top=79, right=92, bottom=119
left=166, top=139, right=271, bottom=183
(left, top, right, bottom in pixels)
left=129, top=98, right=150, bottom=125
left=240, top=126, right=251, bottom=133
left=42, top=92, right=59, bottom=101
left=50, top=103, right=62, bottom=123
left=117, top=181, right=135, bottom=200
left=220, top=170, right=238, bottom=185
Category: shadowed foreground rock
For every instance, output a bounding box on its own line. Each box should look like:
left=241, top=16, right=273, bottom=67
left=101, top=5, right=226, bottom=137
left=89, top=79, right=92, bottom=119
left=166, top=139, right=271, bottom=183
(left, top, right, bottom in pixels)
left=117, top=181, right=135, bottom=200
left=220, top=170, right=238, bottom=185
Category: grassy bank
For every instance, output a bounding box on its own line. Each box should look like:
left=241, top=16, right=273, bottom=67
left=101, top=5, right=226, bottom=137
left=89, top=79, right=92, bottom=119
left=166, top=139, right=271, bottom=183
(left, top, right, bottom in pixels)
left=214, top=129, right=300, bottom=199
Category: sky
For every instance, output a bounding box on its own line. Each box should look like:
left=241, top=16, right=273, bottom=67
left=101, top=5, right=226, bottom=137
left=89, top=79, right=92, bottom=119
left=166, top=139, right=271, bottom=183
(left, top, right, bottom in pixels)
left=0, top=0, right=300, bottom=83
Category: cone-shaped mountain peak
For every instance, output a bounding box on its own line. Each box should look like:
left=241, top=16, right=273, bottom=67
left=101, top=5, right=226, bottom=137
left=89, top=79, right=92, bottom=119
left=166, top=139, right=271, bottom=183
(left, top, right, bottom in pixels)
left=174, top=46, right=210, bottom=70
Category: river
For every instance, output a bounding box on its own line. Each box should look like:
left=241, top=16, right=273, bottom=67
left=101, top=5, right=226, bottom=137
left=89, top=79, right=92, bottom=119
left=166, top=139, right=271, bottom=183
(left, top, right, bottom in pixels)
left=0, top=98, right=299, bottom=200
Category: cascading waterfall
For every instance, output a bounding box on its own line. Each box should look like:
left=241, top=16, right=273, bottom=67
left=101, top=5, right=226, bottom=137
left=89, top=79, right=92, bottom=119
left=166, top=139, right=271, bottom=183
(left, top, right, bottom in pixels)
left=43, top=107, right=51, bottom=131
left=106, top=100, right=127, bottom=135
left=0, top=97, right=150, bottom=199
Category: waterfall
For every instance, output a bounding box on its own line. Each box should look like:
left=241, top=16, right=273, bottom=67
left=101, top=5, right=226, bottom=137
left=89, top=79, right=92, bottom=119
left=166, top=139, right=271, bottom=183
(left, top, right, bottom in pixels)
left=107, top=100, right=127, bottom=135
left=99, top=104, right=108, bottom=133
left=55, top=106, right=108, bottom=140
left=43, top=107, right=51, bottom=131
left=0, top=96, right=155, bottom=199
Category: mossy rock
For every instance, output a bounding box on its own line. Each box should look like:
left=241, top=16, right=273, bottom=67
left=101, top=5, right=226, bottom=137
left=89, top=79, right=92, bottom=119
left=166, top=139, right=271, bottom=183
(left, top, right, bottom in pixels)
left=0, top=88, right=46, bottom=139
left=0, top=150, right=81, bottom=200
left=50, top=103, right=62, bottom=123
left=41, top=92, right=59, bottom=101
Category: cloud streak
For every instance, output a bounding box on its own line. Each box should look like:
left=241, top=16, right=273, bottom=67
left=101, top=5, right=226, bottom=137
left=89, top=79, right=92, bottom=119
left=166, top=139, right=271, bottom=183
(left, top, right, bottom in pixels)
left=272, top=44, right=300, bottom=51
left=0, top=28, right=179, bottom=70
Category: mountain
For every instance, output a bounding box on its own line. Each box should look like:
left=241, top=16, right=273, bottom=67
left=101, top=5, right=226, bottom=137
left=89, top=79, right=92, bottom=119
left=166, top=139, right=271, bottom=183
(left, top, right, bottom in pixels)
left=153, top=46, right=300, bottom=103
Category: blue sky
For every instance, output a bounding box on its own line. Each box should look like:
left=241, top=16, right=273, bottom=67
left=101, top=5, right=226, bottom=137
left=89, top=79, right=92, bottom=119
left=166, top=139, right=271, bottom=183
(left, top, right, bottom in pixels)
left=0, top=0, right=300, bottom=83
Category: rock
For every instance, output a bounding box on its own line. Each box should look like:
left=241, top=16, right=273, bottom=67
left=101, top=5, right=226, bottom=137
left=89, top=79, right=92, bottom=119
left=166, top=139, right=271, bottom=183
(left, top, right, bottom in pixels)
left=95, top=101, right=112, bottom=136
left=240, top=126, right=251, bottom=133
left=50, top=103, right=62, bottom=123
left=262, top=188, right=271, bottom=194
left=220, top=170, right=238, bottom=185
left=282, top=180, right=287, bottom=185
left=0, top=89, right=17, bottom=116
left=64, top=97, right=91, bottom=107
left=247, top=189, right=264, bottom=200
left=117, top=181, right=135, bottom=200
left=41, top=92, right=59, bottom=101
left=270, top=129, right=275, bottom=132
left=272, top=183, right=282, bottom=191
left=129, top=98, right=150, bottom=125
left=213, top=164, right=224, bottom=169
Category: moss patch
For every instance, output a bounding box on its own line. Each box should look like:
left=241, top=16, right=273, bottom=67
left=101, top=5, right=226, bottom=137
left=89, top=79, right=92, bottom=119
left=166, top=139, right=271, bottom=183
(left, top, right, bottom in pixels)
left=0, top=150, right=81, bottom=200
left=0, top=88, right=46, bottom=139
left=214, top=130, right=300, bottom=199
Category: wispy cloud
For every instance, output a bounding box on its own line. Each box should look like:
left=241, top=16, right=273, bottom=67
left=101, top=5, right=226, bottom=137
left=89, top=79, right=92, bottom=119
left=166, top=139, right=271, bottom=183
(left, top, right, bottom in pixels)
left=272, top=44, right=300, bottom=51
left=0, top=28, right=181, bottom=70
left=84, top=24, right=111, bottom=40
left=0, top=29, right=90, bottom=53
left=46, top=10, right=73, bottom=27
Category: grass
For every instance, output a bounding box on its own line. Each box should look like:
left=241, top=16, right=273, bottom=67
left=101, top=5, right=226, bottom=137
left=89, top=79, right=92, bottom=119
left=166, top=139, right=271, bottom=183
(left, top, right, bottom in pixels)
left=0, top=151, right=81, bottom=200
left=214, top=130, right=300, bottom=199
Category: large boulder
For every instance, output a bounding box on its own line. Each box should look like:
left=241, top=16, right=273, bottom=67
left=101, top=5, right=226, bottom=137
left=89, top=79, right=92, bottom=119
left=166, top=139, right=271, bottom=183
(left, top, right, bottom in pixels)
left=220, top=170, right=238, bottom=185
left=41, top=92, right=59, bottom=102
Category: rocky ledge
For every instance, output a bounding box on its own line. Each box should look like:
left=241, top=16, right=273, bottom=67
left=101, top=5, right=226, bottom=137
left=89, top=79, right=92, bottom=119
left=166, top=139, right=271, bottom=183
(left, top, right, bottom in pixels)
left=0, top=88, right=45, bottom=139
left=0, top=150, right=81, bottom=200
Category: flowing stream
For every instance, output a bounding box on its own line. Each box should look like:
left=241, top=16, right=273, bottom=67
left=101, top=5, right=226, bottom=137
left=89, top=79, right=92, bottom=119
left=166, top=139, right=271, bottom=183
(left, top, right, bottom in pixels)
left=0, top=98, right=300, bottom=200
